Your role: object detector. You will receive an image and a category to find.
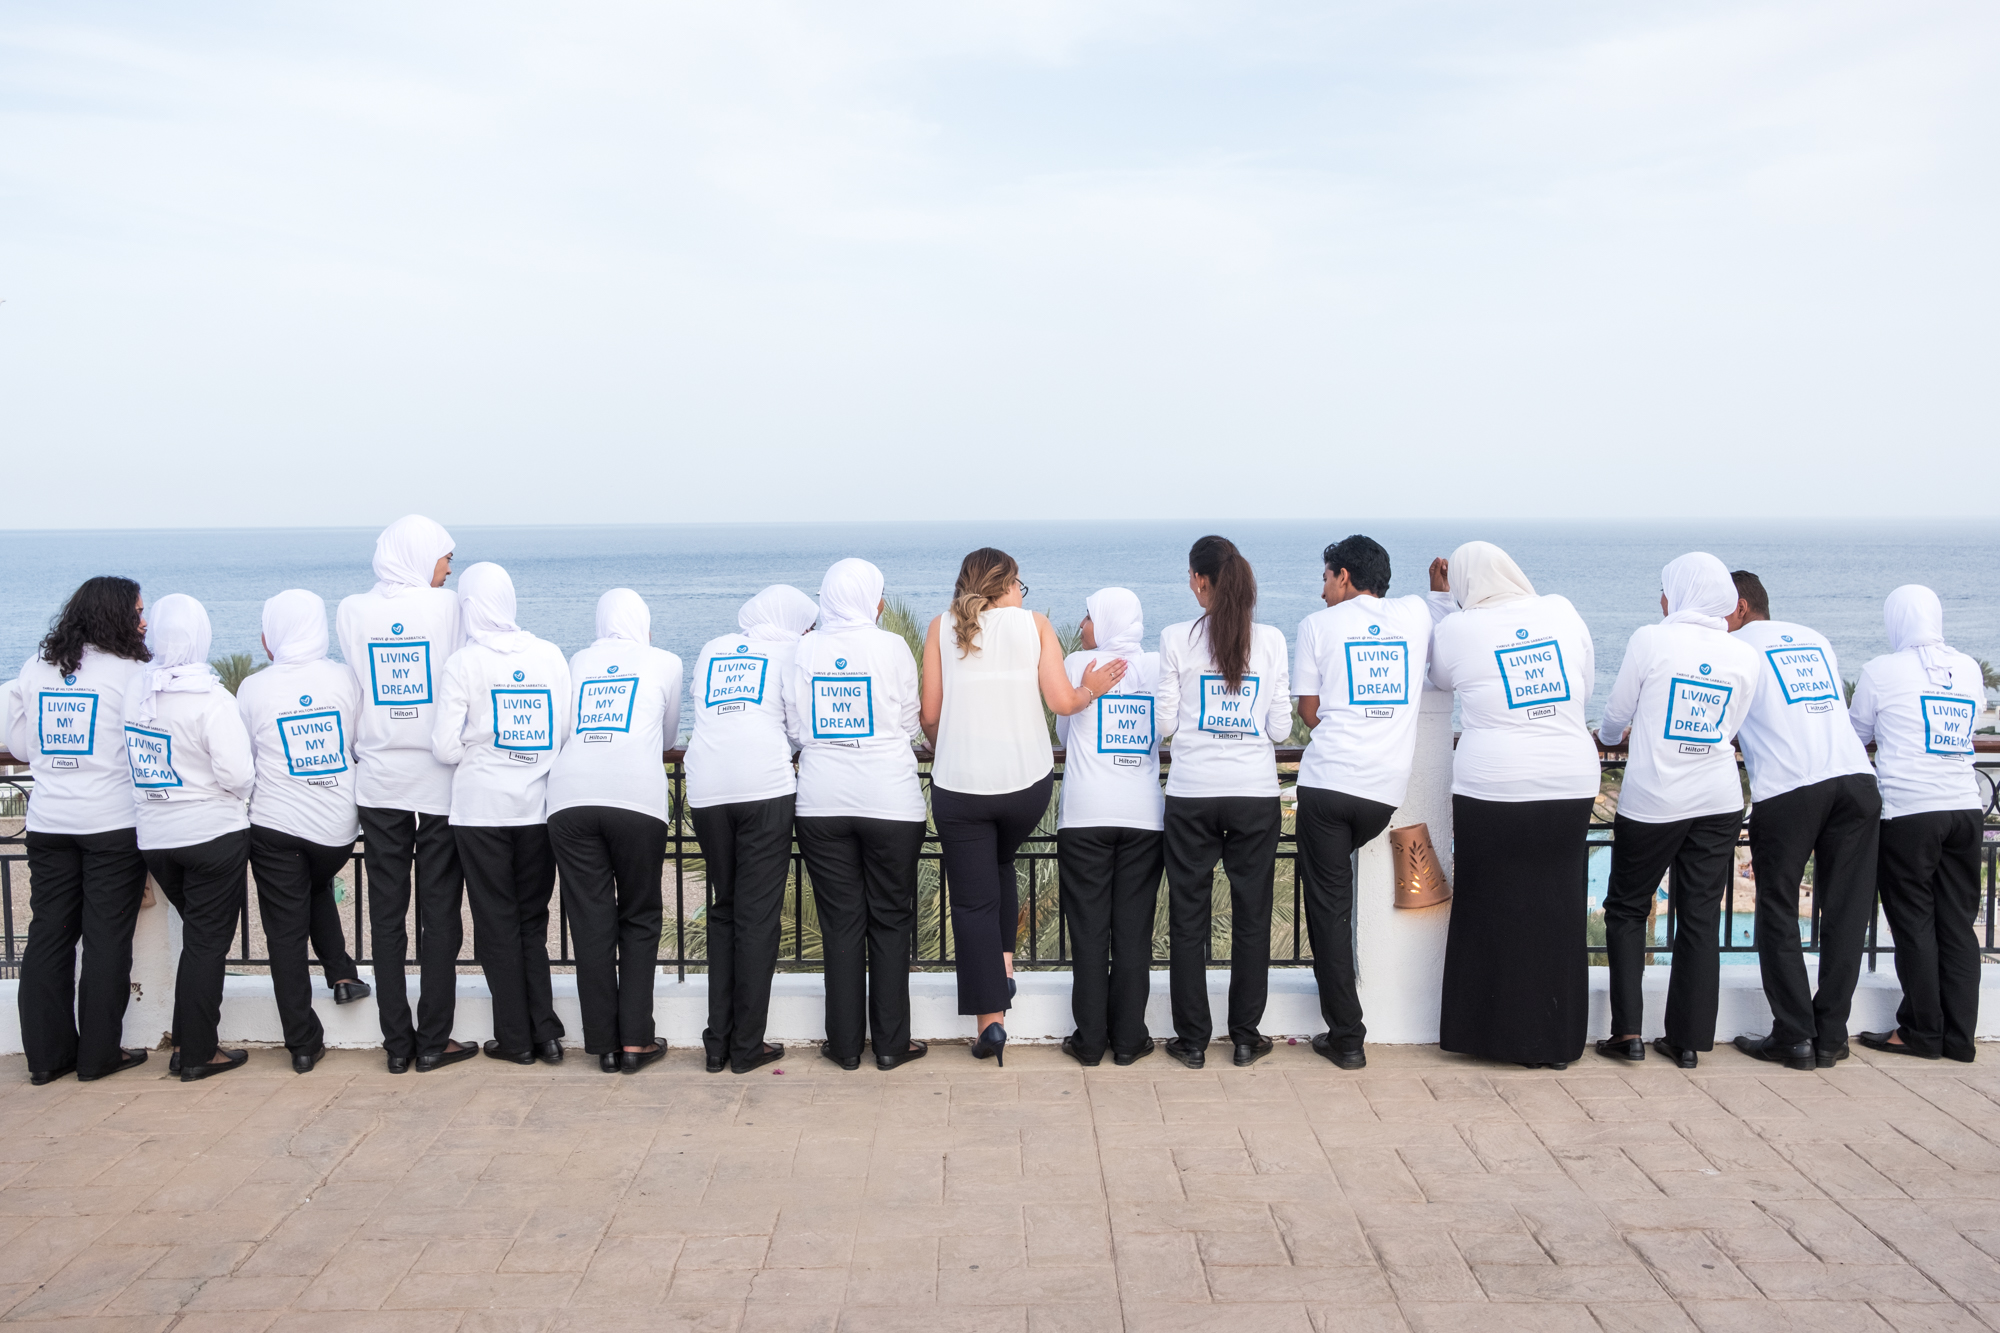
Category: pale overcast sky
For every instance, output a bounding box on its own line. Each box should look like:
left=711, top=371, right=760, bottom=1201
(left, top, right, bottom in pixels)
left=2, top=2, right=1995, bottom=527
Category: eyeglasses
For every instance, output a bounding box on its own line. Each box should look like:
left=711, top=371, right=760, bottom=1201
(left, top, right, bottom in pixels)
left=1015, top=579, right=1030, bottom=596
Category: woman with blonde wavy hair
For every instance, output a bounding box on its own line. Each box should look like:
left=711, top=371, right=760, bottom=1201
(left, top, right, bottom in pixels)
left=922, top=548, right=1126, bottom=1065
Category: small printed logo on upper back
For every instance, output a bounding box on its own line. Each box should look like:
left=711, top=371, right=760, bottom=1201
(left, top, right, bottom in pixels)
left=299, top=695, right=312, bottom=707
left=513, top=670, right=525, bottom=682
left=835, top=658, right=848, bottom=670
left=1699, top=664, right=1712, bottom=676
left=62, top=674, right=76, bottom=685
left=1516, top=629, right=1529, bottom=640
left=737, top=644, right=749, bottom=653
left=607, top=665, right=620, bottom=674
left=1781, top=635, right=1794, bottom=643
left=390, top=623, right=404, bottom=635
left=1368, top=625, right=1380, bottom=636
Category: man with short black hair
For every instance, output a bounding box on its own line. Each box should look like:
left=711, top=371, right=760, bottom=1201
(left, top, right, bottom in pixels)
left=1726, top=570, right=1880, bottom=1069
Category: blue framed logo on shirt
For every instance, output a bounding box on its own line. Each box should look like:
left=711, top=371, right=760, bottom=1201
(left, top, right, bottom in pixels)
left=277, top=710, right=348, bottom=777
left=1095, top=694, right=1154, bottom=755
left=811, top=675, right=875, bottom=739
left=491, top=688, right=554, bottom=751
left=1197, top=674, right=1261, bottom=734
left=367, top=640, right=433, bottom=707
left=125, top=725, right=182, bottom=789
left=1494, top=638, right=1572, bottom=710
left=1765, top=645, right=1838, bottom=705
left=1343, top=640, right=1409, bottom=707
left=576, top=677, right=637, bottom=733
left=38, top=691, right=98, bottom=756
left=1920, top=694, right=1977, bottom=757
left=1664, top=676, right=1733, bottom=745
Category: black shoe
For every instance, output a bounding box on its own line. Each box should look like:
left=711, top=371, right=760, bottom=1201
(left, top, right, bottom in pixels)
left=535, top=1039, right=564, bottom=1066
left=1857, top=1030, right=1940, bottom=1060
left=1734, top=1034, right=1814, bottom=1071
left=29, top=1063, right=77, bottom=1086
left=386, top=1053, right=411, bottom=1075
left=705, top=1049, right=727, bottom=1074
left=482, top=1040, right=537, bottom=1065
left=1233, top=1036, right=1274, bottom=1068
left=734, top=1043, right=785, bottom=1075
left=182, top=1049, right=248, bottom=1082
left=1519, top=1062, right=1569, bottom=1071
left=1008, top=976, right=1017, bottom=1000
left=1164, top=1038, right=1206, bottom=1070
left=1595, top=1037, right=1646, bottom=1062
left=1113, top=1038, right=1155, bottom=1067
left=332, top=980, right=371, bottom=1005
left=417, top=1042, right=479, bottom=1072
left=291, top=1043, right=326, bottom=1075
left=600, top=1052, right=623, bottom=1074
left=78, top=1049, right=148, bottom=1082
left=1816, top=1042, right=1850, bottom=1068
left=877, top=1042, right=927, bottom=1072
left=1653, top=1038, right=1698, bottom=1069
left=820, top=1041, right=860, bottom=1071
left=168, top=1051, right=182, bottom=1076
left=1310, top=1033, right=1366, bottom=1070
left=971, top=1023, right=1007, bottom=1068
left=621, top=1043, right=666, bottom=1075
left=1061, top=1035, right=1101, bottom=1068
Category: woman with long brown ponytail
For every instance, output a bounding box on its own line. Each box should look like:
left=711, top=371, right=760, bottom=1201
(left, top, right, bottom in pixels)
left=922, top=548, right=1125, bottom=1065
left=1152, top=535, right=1293, bottom=1070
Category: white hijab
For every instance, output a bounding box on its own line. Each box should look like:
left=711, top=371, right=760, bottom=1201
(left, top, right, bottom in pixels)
left=1084, top=587, right=1144, bottom=659
left=370, top=515, right=455, bottom=598
left=131, top=593, right=215, bottom=724
left=739, top=585, right=818, bottom=639
left=457, top=562, right=536, bottom=654
left=1660, top=552, right=1736, bottom=631
left=593, top=588, right=650, bottom=647
left=818, top=559, right=885, bottom=634
left=262, top=589, right=329, bottom=666
left=1885, top=584, right=1957, bottom=689
left=1446, top=541, right=1537, bottom=610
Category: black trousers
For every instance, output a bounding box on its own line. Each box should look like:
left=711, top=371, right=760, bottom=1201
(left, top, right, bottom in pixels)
left=145, top=830, right=251, bottom=1067
left=1746, top=774, right=1882, bottom=1051
left=359, top=806, right=465, bottom=1060
left=457, top=824, right=563, bottom=1055
left=1056, top=825, right=1163, bottom=1059
left=1877, top=808, right=1984, bottom=1060
left=1604, top=810, right=1741, bottom=1050
left=796, top=815, right=925, bottom=1061
left=549, top=805, right=667, bottom=1055
left=19, top=828, right=149, bottom=1077
left=935, top=775, right=1055, bottom=1017
left=690, top=795, right=794, bottom=1066
left=1163, top=794, right=1282, bottom=1047
left=248, top=826, right=359, bottom=1054
left=1295, top=786, right=1397, bottom=1049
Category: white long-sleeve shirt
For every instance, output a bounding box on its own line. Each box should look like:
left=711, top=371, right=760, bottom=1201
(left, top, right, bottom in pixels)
left=685, top=631, right=805, bottom=809
left=1596, top=622, right=1762, bottom=823
left=335, top=586, right=465, bottom=815
left=1729, top=620, right=1874, bottom=805
left=1293, top=593, right=1450, bottom=808
left=547, top=642, right=683, bottom=823
left=1154, top=620, right=1292, bottom=800
left=121, top=679, right=255, bottom=850
left=7, top=649, right=147, bottom=835
left=237, top=660, right=362, bottom=847
left=1850, top=646, right=1988, bottom=819
left=1428, top=594, right=1601, bottom=803
left=432, top=639, right=573, bottom=827
left=784, top=625, right=924, bottom=822
left=1055, top=650, right=1164, bottom=832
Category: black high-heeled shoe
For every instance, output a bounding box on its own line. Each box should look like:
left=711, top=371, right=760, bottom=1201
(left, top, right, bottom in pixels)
left=971, top=1022, right=1007, bottom=1067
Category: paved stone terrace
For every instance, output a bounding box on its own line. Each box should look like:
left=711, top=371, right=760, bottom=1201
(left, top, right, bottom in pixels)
left=4, top=1041, right=2000, bottom=1332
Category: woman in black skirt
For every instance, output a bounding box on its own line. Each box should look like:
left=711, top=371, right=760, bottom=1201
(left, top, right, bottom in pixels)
left=1426, top=543, right=1600, bottom=1068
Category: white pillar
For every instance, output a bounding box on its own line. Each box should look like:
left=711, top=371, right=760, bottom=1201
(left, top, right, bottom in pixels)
left=1353, top=686, right=1455, bottom=1043
left=121, top=884, right=178, bottom=1050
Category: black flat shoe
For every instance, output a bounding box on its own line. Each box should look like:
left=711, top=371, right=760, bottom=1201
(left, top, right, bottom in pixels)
left=482, top=1040, right=536, bottom=1066
left=876, top=1042, right=927, bottom=1072
left=1061, top=1035, right=1101, bottom=1068
left=1311, top=1033, right=1365, bottom=1070
left=386, top=1053, right=411, bottom=1074
left=1007, top=976, right=1017, bottom=999
left=292, top=1043, right=326, bottom=1074
left=332, top=980, right=371, bottom=1005
left=705, top=1050, right=727, bottom=1073
left=1816, top=1042, right=1850, bottom=1068
left=535, top=1039, right=564, bottom=1066
left=971, top=1023, right=1007, bottom=1067
left=29, top=1063, right=77, bottom=1086
left=1233, top=1036, right=1274, bottom=1068
left=621, top=1043, right=666, bottom=1075
left=600, top=1051, right=623, bottom=1073
left=820, top=1041, right=860, bottom=1071
left=1164, top=1038, right=1206, bottom=1070
left=182, top=1049, right=248, bottom=1082
left=417, top=1042, right=478, bottom=1072
left=1595, top=1037, right=1645, bottom=1062
left=1734, top=1033, right=1814, bottom=1071
left=1517, top=1062, right=1569, bottom=1071
left=1857, top=1030, right=1939, bottom=1060
left=1113, top=1038, right=1155, bottom=1067
left=78, top=1049, right=148, bottom=1082
left=733, top=1043, right=784, bottom=1075
left=1653, top=1038, right=1698, bottom=1069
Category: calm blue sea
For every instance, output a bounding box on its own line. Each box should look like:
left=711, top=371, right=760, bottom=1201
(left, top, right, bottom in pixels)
left=3, top=521, right=1994, bottom=726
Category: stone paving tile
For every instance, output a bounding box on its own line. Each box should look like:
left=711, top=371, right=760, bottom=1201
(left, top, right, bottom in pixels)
left=9, top=1042, right=2000, bottom=1328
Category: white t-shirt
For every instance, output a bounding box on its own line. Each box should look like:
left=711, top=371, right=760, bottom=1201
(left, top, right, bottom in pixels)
left=1596, top=622, right=1762, bottom=823
left=1055, top=650, right=1164, bottom=832
left=1154, top=620, right=1293, bottom=800
left=432, top=639, right=573, bottom=827
left=1850, top=646, right=1988, bottom=819
left=121, top=680, right=255, bottom=851
left=1729, top=620, right=1875, bottom=805
left=1293, top=594, right=1448, bottom=808
left=237, top=660, right=362, bottom=847
left=1429, top=594, right=1601, bottom=803
left=784, top=626, right=924, bottom=822
left=547, top=642, right=683, bottom=823
left=6, top=649, right=147, bottom=835
left=685, top=631, right=805, bottom=810
left=335, top=587, right=465, bottom=815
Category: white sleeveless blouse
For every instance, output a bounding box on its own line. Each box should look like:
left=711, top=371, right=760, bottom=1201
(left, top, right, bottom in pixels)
left=930, top=606, right=1054, bottom=795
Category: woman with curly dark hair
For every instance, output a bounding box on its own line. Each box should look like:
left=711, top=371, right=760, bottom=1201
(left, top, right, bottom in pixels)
left=4, top=577, right=155, bottom=1084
